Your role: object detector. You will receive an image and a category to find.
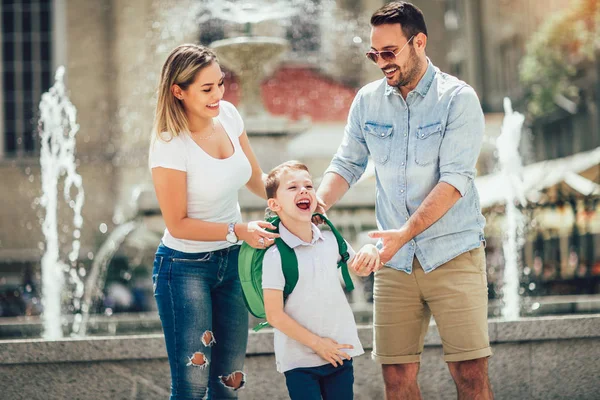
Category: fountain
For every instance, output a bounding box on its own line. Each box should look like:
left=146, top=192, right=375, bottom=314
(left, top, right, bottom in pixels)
left=2, top=4, right=600, bottom=400
left=38, top=66, right=85, bottom=339
left=205, top=0, right=311, bottom=135
left=496, top=97, right=526, bottom=320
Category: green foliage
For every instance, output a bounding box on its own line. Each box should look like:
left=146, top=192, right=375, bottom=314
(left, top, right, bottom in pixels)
left=519, top=0, right=599, bottom=118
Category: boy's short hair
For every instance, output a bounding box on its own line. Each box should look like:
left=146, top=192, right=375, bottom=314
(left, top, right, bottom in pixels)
left=266, top=161, right=310, bottom=199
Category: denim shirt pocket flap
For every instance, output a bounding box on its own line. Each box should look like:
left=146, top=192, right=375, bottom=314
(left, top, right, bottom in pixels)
left=415, top=122, right=443, bottom=166
left=416, top=123, right=442, bottom=140
left=364, top=122, right=393, bottom=139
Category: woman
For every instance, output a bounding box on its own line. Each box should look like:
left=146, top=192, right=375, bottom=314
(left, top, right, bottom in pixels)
left=149, top=43, right=277, bottom=399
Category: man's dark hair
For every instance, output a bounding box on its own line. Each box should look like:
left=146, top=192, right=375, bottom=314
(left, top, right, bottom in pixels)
left=370, top=2, right=428, bottom=39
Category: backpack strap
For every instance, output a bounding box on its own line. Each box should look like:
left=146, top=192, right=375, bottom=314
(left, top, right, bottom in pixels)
left=252, top=217, right=299, bottom=332
left=268, top=217, right=299, bottom=299
left=313, top=213, right=354, bottom=291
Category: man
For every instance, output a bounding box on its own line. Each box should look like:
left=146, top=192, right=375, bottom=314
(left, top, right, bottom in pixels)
left=317, top=2, right=493, bottom=399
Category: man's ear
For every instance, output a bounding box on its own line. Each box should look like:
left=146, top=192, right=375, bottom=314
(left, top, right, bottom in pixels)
left=415, top=32, right=427, bottom=52
left=267, top=198, right=281, bottom=211
left=171, top=84, right=183, bottom=100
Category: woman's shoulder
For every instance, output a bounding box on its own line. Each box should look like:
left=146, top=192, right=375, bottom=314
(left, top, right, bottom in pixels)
left=149, top=132, right=188, bottom=159
left=218, top=100, right=244, bottom=136
left=152, top=132, right=187, bottom=147
left=219, top=100, right=237, bottom=114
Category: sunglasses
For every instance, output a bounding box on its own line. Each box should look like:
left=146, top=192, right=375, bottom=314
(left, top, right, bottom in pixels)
left=365, top=35, right=414, bottom=63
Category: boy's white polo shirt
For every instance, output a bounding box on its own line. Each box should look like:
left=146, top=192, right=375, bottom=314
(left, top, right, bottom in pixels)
left=262, top=222, right=364, bottom=373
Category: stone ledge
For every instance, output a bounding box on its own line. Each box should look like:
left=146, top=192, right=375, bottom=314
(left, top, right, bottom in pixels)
left=1, top=314, right=598, bottom=365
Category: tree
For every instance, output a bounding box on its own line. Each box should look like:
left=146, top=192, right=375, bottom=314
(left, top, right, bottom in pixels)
left=520, top=0, right=599, bottom=118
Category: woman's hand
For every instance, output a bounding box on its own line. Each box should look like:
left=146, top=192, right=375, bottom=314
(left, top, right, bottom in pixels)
left=236, top=221, right=280, bottom=249
left=311, top=337, right=353, bottom=367
left=350, top=244, right=380, bottom=276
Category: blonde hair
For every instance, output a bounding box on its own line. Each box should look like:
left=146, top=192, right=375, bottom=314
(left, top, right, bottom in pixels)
left=153, top=44, right=218, bottom=142
left=265, top=161, right=311, bottom=199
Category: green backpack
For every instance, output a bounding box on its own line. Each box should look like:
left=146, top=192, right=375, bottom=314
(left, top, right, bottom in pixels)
left=238, top=213, right=354, bottom=331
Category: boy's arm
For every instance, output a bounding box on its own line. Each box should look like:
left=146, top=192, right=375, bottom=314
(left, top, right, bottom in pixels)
left=263, top=289, right=353, bottom=367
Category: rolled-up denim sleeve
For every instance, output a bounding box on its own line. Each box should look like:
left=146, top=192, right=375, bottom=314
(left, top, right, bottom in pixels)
left=325, top=92, right=369, bottom=187
left=438, top=86, right=485, bottom=196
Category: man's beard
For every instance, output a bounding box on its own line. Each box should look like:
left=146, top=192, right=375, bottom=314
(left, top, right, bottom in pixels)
left=394, top=48, right=422, bottom=89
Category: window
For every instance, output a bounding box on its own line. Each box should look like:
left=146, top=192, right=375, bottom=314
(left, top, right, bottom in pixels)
left=1, top=0, right=53, bottom=157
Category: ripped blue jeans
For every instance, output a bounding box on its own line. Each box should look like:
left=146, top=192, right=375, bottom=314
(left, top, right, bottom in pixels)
left=153, top=243, right=248, bottom=399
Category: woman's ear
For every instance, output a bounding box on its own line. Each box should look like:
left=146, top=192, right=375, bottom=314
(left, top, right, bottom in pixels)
left=267, top=198, right=281, bottom=212
left=171, top=84, right=183, bottom=100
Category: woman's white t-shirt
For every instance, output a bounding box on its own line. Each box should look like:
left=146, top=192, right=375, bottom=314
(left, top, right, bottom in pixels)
left=148, top=101, right=251, bottom=253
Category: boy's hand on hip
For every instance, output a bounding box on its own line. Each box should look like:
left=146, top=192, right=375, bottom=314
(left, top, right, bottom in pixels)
left=368, top=228, right=411, bottom=266
left=311, top=337, right=353, bottom=367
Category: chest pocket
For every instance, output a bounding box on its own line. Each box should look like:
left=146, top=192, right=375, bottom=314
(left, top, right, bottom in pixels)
left=415, top=122, right=443, bottom=166
left=364, top=122, right=393, bottom=165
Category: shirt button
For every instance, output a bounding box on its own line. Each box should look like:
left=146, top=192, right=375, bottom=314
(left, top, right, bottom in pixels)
left=381, top=133, right=385, bottom=137
left=400, top=189, right=404, bottom=193
left=401, top=162, right=405, bottom=166
left=404, top=133, right=407, bottom=137
left=405, top=217, right=409, bottom=221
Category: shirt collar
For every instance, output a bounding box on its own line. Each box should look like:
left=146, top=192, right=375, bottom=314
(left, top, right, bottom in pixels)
left=279, top=222, right=324, bottom=249
left=385, top=58, right=436, bottom=98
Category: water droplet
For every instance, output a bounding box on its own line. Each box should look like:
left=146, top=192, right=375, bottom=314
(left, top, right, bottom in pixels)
left=105, top=308, right=113, bottom=316
left=87, top=252, right=94, bottom=260
left=352, top=36, right=362, bottom=44
left=79, top=267, right=86, bottom=277
left=529, top=283, right=536, bottom=291
left=74, top=229, right=81, bottom=239
left=99, top=223, right=108, bottom=233
left=531, top=302, right=540, bottom=310
left=523, top=267, right=531, bottom=275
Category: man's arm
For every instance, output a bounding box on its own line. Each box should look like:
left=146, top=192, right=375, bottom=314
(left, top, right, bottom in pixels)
left=317, top=172, right=350, bottom=212
left=369, top=182, right=461, bottom=264
left=317, top=91, right=369, bottom=211
left=370, top=86, right=485, bottom=265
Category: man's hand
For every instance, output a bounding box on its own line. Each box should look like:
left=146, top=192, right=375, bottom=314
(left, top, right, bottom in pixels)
left=368, top=228, right=412, bottom=266
left=311, top=196, right=328, bottom=225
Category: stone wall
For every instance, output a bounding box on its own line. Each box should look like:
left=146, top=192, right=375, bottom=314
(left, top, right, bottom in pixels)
left=1, top=315, right=599, bottom=399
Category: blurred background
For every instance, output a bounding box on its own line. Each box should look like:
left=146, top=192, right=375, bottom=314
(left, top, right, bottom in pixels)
left=0, top=0, right=599, bottom=339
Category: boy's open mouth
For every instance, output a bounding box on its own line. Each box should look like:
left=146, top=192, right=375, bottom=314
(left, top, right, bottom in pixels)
left=296, top=199, right=311, bottom=210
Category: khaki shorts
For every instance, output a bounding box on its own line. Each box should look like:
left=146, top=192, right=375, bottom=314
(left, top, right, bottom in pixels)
left=372, top=246, right=492, bottom=364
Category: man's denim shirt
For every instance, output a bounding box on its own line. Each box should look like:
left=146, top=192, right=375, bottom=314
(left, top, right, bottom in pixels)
left=326, top=61, right=486, bottom=273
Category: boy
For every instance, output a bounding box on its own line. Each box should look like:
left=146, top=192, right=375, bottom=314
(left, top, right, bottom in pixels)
left=262, top=161, right=379, bottom=400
